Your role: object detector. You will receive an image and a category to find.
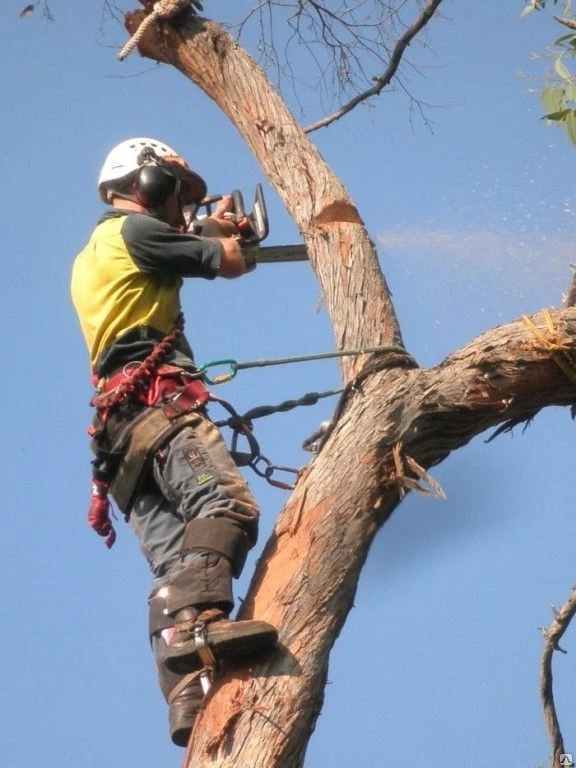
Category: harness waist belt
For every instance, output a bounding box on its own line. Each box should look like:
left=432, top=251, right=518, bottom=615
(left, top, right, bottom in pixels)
left=94, top=364, right=210, bottom=417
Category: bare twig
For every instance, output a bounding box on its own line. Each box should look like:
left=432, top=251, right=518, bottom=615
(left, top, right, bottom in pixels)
left=539, top=586, right=576, bottom=768
left=304, top=0, right=444, bottom=133
left=19, top=1, right=54, bottom=20
left=554, top=14, right=576, bottom=31
left=226, top=1, right=443, bottom=129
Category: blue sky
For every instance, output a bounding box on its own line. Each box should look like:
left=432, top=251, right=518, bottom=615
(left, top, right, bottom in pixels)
left=3, top=2, right=576, bottom=766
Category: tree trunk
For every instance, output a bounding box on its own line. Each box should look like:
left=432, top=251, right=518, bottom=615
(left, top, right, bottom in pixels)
left=123, top=9, right=576, bottom=766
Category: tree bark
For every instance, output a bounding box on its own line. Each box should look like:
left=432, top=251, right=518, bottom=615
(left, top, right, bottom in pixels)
left=122, top=8, right=576, bottom=767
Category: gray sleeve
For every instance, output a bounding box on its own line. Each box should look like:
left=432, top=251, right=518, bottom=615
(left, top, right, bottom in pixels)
left=121, top=213, right=222, bottom=279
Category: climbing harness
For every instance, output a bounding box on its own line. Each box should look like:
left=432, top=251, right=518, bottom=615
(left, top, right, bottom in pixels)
left=86, top=314, right=418, bottom=547
left=93, top=336, right=416, bottom=491
left=90, top=314, right=186, bottom=423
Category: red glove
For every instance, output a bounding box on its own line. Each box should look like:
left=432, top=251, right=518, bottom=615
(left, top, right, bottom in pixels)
left=88, top=480, right=116, bottom=549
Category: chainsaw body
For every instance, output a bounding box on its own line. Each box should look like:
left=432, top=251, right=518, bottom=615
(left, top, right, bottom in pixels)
left=194, top=183, right=307, bottom=264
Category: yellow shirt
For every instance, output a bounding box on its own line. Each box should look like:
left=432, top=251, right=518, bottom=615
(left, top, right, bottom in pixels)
left=71, top=210, right=221, bottom=375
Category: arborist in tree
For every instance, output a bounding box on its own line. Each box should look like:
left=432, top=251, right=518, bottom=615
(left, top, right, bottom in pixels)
left=70, top=137, right=277, bottom=747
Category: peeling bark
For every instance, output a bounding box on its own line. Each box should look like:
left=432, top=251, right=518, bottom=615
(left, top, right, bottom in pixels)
left=118, top=7, right=576, bottom=767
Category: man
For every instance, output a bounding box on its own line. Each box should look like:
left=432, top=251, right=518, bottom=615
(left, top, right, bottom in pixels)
left=71, top=137, right=277, bottom=747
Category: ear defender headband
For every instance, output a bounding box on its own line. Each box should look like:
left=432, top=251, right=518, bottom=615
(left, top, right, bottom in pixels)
left=135, top=164, right=178, bottom=207
left=134, top=147, right=179, bottom=208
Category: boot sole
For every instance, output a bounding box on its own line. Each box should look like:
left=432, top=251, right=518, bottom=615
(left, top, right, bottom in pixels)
left=165, top=620, right=277, bottom=675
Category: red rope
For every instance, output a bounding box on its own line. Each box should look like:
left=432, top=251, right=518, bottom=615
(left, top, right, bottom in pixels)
left=92, top=317, right=184, bottom=419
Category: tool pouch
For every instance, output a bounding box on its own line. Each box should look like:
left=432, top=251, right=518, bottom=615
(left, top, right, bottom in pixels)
left=106, top=407, right=204, bottom=515
left=90, top=367, right=210, bottom=515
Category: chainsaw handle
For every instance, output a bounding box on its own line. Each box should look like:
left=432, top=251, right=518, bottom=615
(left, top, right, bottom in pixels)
left=231, top=189, right=246, bottom=219
left=232, top=188, right=257, bottom=245
left=252, top=183, right=269, bottom=243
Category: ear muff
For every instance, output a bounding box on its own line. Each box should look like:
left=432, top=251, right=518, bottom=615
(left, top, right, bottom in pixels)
left=135, top=164, right=177, bottom=208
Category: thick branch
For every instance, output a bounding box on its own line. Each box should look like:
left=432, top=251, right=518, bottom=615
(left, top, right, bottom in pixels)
left=540, top=587, right=576, bottom=768
left=304, top=0, right=444, bottom=133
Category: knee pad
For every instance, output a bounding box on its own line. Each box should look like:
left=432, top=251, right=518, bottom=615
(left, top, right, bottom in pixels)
left=181, top=517, right=251, bottom=577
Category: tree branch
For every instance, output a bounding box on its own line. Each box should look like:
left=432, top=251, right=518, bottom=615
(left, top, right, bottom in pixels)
left=303, top=0, right=444, bottom=133
left=540, top=586, right=576, bottom=768
left=124, top=9, right=407, bottom=375
left=554, top=14, right=576, bottom=31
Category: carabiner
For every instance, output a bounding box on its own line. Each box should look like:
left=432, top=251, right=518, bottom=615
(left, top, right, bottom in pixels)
left=197, top=359, right=238, bottom=385
left=264, top=463, right=300, bottom=491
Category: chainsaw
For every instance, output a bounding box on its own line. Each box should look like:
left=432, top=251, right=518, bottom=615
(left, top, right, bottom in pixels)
left=194, top=184, right=308, bottom=264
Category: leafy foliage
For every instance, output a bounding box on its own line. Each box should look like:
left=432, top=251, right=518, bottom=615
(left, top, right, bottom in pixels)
left=524, top=1, right=576, bottom=144
left=522, top=0, right=568, bottom=16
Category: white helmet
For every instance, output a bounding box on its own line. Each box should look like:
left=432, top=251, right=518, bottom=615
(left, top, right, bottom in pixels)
left=97, top=137, right=207, bottom=204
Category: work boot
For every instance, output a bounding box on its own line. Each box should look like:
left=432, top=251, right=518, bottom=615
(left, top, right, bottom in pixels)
left=168, top=672, right=204, bottom=747
left=153, top=630, right=205, bottom=747
left=164, top=606, right=278, bottom=675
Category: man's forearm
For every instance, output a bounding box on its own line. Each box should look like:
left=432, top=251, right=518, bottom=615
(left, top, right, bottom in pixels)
left=217, top=237, right=248, bottom=278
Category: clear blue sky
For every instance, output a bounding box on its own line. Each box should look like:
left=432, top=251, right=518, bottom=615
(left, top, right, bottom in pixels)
left=3, top=2, right=576, bottom=766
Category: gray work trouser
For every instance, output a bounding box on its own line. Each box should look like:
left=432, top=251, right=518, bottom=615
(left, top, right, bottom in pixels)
left=128, top=410, right=259, bottom=630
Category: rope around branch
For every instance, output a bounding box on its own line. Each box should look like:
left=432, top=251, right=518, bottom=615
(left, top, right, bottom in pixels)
left=117, top=0, right=194, bottom=61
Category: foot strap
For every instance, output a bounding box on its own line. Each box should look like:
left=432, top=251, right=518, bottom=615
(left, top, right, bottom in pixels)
left=194, top=624, right=217, bottom=668
left=167, top=671, right=204, bottom=706
left=191, top=610, right=222, bottom=693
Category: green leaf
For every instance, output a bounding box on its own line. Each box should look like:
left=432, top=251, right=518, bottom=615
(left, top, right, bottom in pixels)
left=554, top=56, right=572, bottom=80
left=566, top=81, right=576, bottom=100
left=564, top=109, right=576, bottom=143
left=541, top=86, right=566, bottom=113
left=553, top=32, right=576, bottom=47
left=521, top=0, right=544, bottom=14
left=542, top=107, right=572, bottom=120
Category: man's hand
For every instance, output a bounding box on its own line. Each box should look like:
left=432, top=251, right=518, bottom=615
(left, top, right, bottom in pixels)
left=218, top=237, right=251, bottom=278
left=191, top=194, right=255, bottom=277
left=202, top=195, right=240, bottom=238
left=88, top=480, right=117, bottom=549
